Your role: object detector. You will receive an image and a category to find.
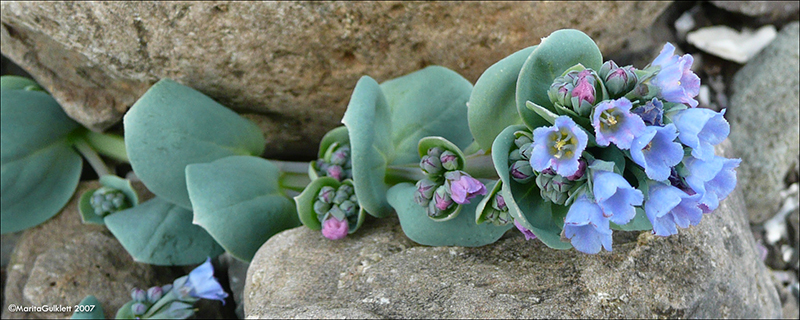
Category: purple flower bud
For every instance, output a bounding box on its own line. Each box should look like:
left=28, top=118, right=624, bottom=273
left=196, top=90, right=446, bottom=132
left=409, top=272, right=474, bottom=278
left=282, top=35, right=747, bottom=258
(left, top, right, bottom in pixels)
left=427, top=147, right=443, bottom=158
left=548, top=81, right=574, bottom=107
left=600, top=60, right=638, bottom=98
left=439, top=151, right=459, bottom=171
left=510, top=160, right=534, bottom=184
left=322, top=216, right=349, bottom=240
left=493, top=194, right=507, bottom=211
left=339, top=200, right=358, bottom=217
left=514, top=220, right=538, bottom=240
left=131, top=302, right=148, bottom=316
left=571, top=69, right=597, bottom=106
left=414, top=178, right=438, bottom=206
left=445, top=170, right=487, bottom=204
left=508, top=149, right=523, bottom=162
left=131, top=288, right=146, bottom=302
left=326, top=165, right=344, bottom=181
left=313, top=200, right=331, bottom=216
left=161, top=284, right=173, bottom=293
left=565, top=158, right=587, bottom=181
left=146, top=286, right=163, bottom=303
left=318, top=186, right=336, bottom=203
left=433, top=185, right=454, bottom=211
left=329, top=146, right=349, bottom=166
left=420, top=155, right=443, bottom=176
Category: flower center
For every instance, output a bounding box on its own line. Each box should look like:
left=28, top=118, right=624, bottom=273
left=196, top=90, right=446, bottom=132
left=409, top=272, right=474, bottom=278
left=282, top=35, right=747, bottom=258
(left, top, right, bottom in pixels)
left=600, top=109, right=619, bottom=129
left=643, top=141, right=654, bottom=152
left=550, top=130, right=576, bottom=159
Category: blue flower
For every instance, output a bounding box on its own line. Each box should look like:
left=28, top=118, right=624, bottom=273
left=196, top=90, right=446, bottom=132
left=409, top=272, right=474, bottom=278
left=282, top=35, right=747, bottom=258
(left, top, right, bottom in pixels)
left=672, top=108, right=730, bottom=161
left=176, top=257, right=229, bottom=303
left=630, top=124, right=684, bottom=181
left=631, top=98, right=664, bottom=127
left=591, top=97, right=646, bottom=150
left=682, top=154, right=741, bottom=213
left=645, top=182, right=703, bottom=236
left=650, top=43, right=700, bottom=107
left=530, top=116, right=589, bottom=177
left=592, top=170, right=644, bottom=225
left=563, top=195, right=612, bottom=254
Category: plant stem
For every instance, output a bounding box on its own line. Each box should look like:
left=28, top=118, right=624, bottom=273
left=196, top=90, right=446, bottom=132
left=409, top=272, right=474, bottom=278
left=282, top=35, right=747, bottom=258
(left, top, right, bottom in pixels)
left=463, top=152, right=499, bottom=180
left=271, top=159, right=311, bottom=175
left=73, top=138, right=112, bottom=177
left=81, top=130, right=128, bottom=162
left=279, top=171, right=312, bottom=192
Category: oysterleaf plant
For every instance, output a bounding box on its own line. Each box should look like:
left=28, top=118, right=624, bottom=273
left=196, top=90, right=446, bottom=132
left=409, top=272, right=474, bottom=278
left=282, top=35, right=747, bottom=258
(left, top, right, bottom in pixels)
left=1, top=27, right=742, bottom=287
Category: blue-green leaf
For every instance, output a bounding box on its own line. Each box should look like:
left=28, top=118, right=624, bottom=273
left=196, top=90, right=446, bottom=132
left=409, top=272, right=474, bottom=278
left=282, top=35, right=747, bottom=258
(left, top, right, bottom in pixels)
left=104, top=197, right=224, bottom=266
left=467, top=46, right=536, bottom=151
left=342, top=76, right=394, bottom=218
left=492, top=125, right=572, bottom=249
left=343, top=67, right=474, bottom=218
left=1, top=89, right=82, bottom=234
left=516, top=29, right=603, bottom=130
left=382, top=66, right=474, bottom=165
left=387, top=182, right=512, bottom=247
left=123, top=79, right=265, bottom=209
left=70, top=295, right=105, bottom=319
left=186, top=155, right=300, bottom=262
left=0, top=75, right=44, bottom=91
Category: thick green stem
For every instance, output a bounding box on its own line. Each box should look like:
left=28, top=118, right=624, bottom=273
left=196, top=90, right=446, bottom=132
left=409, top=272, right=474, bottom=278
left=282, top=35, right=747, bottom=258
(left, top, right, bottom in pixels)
left=82, top=130, right=128, bottom=162
left=271, top=160, right=312, bottom=175
left=279, top=171, right=312, bottom=192
left=463, top=153, right=499, bottom=180
left=73, top=138, right=111, bottom=177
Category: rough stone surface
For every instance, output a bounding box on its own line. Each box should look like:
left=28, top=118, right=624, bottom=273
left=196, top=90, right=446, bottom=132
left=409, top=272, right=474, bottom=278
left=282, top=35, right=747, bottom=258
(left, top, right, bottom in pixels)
left=0, top=181, right=216, bottom=319
left=0, top=1, right=671, bottom=158
left=728, top=22, right=800, bottom=223
left=245, top=142, right=782, bottom=318
left=710, top=1, right=800, bottom=24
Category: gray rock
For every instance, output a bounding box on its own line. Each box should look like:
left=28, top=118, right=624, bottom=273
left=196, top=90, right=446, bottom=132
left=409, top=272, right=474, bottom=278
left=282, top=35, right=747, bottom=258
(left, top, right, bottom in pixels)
left=245, top=142, right=781, bottom=318
left=0, top=1, right=671, bottom=157
left=728, top=22, right=800, bottom=223
left=710, top=1, right=800, bottom=24
left=2, top=181, right=189, bottom=319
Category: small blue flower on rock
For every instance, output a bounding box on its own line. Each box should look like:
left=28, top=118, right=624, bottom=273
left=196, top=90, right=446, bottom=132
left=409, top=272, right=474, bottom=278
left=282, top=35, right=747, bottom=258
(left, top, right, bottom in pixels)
left=563, top=195, right=613, bottom=254
left=644, top=182, right=703, bottom=237
left=672, top=108, right=730, bottom=161
left=650, top=42, right=701, bottom=108
left=530, top=116, right=588, bottom=177
left=591, top=97, right=646, bottom=150
left=682, top=154, right=741, bottom=213
left=630, top=124, right=684, bottom=181
left=592, top=170, right=643, bottom=225
left=175, top=257, right=229, bottom=303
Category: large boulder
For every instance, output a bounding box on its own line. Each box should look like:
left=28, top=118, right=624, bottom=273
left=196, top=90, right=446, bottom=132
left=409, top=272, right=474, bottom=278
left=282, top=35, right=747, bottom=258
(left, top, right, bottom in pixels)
left=728, top=22, right=800, bottom=223
left=245, top=142, right=782, bottom=318
left=0, top=1, right=671, bottom=158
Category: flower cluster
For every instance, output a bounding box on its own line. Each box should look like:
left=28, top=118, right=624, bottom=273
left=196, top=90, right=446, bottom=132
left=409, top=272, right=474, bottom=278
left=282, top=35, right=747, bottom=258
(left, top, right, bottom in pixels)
left=315, top=183, right=360, bottom=240
left=414, top=147, right=487, bottom=220
left=314, top=142, right=352, bottom=181
left=123, top=258, right=227, bottom=319
left=513, top=43, right=740, bottom=254
left=89, top=186, right=131, bottom=217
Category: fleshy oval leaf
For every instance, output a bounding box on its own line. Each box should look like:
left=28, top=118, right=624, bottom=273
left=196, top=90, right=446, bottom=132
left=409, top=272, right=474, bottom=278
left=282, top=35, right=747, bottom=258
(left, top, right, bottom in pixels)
left=467, top=46, right=536, bottom=151
left=342, top=75, right=394, bottom=218
left=104, top=196, right=225, bottom=266
left=1, top=88, right=82, bottom=234
left=123, top=78, right=265, bottom=209
left=186, top=155, right=301, bottom=262
left=516, top=29, right=603, bottom=130
left=388, top=182, right=512, bottom=247
left=492, top=125, right=572, bottom=249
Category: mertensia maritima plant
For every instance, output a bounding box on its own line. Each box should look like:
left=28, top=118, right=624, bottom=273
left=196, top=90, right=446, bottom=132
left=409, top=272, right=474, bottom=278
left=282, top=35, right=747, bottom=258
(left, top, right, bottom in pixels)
left=1, top=29, right=740, bottom=274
